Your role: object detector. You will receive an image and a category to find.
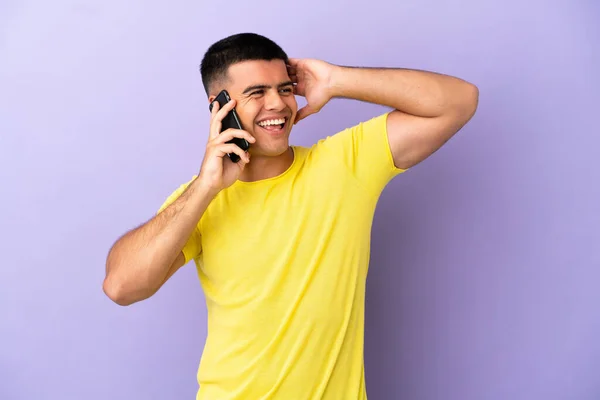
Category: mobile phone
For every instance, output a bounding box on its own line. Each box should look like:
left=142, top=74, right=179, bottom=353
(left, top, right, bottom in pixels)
left=209, top=89, right=250, bottom=163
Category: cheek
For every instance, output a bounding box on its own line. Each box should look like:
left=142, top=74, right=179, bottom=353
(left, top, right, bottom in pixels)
left=237, top=106, right=259, bottom=129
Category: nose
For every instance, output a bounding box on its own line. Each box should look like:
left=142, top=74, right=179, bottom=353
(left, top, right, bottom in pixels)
left=264, top=90, right=285, bottom=111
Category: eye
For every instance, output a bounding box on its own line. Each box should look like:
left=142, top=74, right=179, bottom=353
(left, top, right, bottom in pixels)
left=250, top=90, right=264, bottom=96
left=279, top=87, right=293, bottom=94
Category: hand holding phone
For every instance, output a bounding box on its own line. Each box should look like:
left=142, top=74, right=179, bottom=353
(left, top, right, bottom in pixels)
left=209, top=90, right=250, bottom=162
left=198, top=93, right=255, bottom=193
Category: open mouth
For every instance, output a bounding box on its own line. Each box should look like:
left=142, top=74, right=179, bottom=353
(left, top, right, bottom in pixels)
left=257, top=117, right=288, bottom=134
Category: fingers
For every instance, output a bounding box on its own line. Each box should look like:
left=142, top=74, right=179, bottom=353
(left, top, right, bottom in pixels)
left=287, top=57, right=300, bottom=67
left=216, top=143, right=250, bottom=163
left=287, top=64, right=297, bottom=76
left=212, top=128, right=256, bottom=146
left=209, top=99, right=237, bottom=140
left=209, top=100, right=220, bottom=139
left=206, top=126, right=253, bottom=162
left=287, top=63, right=298, bottom=86
left=294, top=105, right=315, bottom=124
left=287, top=58, right=300, bottom=83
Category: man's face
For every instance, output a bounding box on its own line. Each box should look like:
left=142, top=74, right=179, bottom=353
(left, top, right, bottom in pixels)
left=209, top=59, right=298, bottom=157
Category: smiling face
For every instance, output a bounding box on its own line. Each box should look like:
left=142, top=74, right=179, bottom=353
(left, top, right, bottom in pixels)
left=208, top=59, right=298, bottom=157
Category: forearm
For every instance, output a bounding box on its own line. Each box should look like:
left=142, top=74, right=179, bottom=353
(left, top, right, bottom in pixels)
left=329, top=66, right=477, bottom=118
left=104, top=177, right=216, bottom=304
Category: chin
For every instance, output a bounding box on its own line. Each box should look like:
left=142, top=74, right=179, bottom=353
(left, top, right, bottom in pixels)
left=250, top=130, right=291, bottom=157
left=251, top=145, right=290, bottom=158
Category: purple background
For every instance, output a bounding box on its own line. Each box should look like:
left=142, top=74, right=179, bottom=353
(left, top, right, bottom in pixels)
left=1, top=1, right=599, bottom=399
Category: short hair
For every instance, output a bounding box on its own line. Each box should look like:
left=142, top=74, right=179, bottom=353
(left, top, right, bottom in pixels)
left=199, top=32, right=289, bottom=95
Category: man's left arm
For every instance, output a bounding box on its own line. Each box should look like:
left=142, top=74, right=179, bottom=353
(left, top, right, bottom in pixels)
left=327, top=66, right=479, bottom=170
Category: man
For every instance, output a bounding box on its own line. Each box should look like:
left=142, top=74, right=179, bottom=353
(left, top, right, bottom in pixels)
left=103, top=33, right=478, bottom=399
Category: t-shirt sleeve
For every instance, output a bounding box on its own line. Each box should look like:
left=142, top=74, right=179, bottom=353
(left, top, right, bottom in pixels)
left=156, top=178, right=202, bottom=263
left=316, top=112, right=406, bottom=196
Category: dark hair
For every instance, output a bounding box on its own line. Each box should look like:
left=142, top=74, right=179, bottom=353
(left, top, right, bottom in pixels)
left=199, top=32, right=288, bottom=95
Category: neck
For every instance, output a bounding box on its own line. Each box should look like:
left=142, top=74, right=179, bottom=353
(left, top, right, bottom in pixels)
left=239, top=147, right=294, bottom=182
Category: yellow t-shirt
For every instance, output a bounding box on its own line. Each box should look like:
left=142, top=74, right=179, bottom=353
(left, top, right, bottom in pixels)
left=159, top=112, right=405, bottom=399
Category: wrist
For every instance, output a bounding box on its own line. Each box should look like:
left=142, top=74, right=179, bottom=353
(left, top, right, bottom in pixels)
left=190, top=176, right=220, bottom=202
left=328, top=65, right=352, bottom=99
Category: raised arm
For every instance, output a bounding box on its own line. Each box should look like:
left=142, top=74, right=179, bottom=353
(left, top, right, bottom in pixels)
left=289, top=59, right=478, bottom=170
left=328, top=66, right=478, bottom=169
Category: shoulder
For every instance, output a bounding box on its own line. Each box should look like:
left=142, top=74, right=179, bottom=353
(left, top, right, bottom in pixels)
left=308, top=113, right=392, bottom=159
left=303, top=112, right=405, bottom=193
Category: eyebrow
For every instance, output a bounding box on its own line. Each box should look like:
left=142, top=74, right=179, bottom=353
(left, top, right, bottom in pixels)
left=242, top=80, right=294, bottom=95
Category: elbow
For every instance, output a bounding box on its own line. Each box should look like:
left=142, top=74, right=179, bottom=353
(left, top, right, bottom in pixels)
left=103, top=273, right=137, bottom=306
left=462, top=82, right=479, bottom=119
left=443, top=81, right=479, bottom=123
left=103, top=246, right=141, bottom=306
left=448, top=82, right=479, bottom=126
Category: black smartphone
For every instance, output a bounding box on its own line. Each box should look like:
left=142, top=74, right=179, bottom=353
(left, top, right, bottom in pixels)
left=209, top=89, right=250, bottom=163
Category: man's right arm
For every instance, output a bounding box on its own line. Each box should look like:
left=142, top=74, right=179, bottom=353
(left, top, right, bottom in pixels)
left=103, top=97, right=254, bottom=306
left=102, top=177, right=216, bottom=306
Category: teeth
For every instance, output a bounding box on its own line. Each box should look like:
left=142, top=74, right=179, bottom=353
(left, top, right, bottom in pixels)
left=258, top=118, right=286, bottom=127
